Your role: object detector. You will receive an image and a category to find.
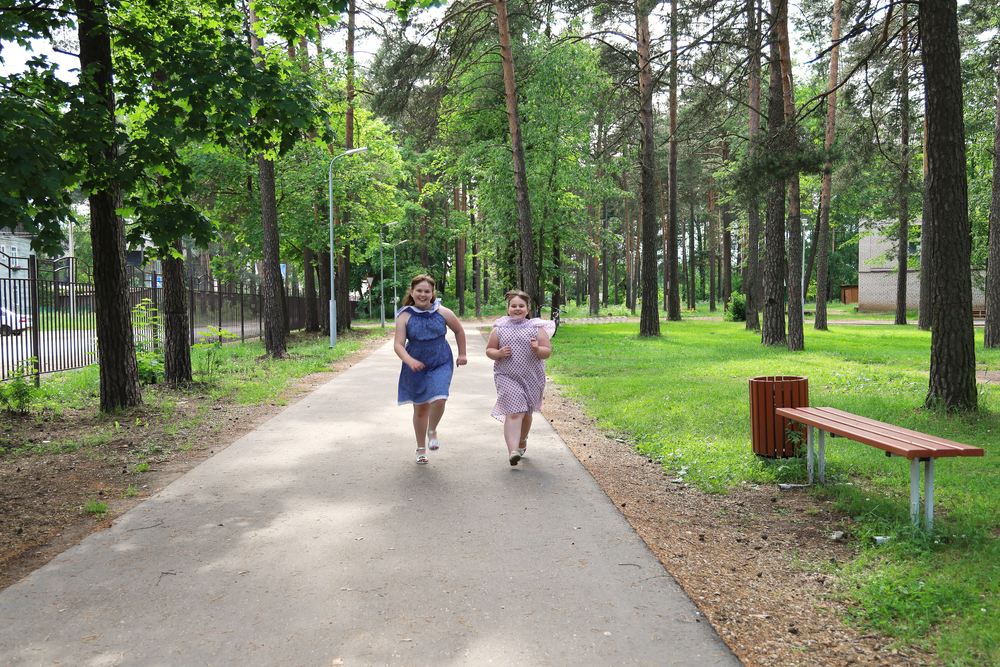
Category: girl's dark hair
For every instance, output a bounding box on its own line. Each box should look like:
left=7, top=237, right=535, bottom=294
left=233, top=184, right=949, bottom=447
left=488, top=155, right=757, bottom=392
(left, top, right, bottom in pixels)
left=504, top=290, right=531, bottom=309
left=402, top=274, right=437, bottom=307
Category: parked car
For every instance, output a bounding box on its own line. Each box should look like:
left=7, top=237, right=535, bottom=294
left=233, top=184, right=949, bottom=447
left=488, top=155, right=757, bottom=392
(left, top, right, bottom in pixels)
left=0, top=307, right=31, bottom=336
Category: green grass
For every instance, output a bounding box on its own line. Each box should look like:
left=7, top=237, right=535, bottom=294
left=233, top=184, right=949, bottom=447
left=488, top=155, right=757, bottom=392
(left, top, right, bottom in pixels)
left=190, top=329, right=385, bottom=403
left=553, top=300, right=919, bottom=321
left=547, top=319, right=1000, bottom=664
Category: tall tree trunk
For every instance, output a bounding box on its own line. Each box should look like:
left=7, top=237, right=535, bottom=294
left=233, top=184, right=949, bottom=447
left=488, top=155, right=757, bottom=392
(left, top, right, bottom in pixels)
left=78, top=0, right=141, bottom=411
left=777, top=0, right=803, bottom=351
left=689, top=183, right=696, bottom=309
left=709, top=187, right=717, bottom=312
left=637, top=3, right=661, bottom=335
left=624, top=200, right=633, bottom=311
left=815, top=0, right=841, bottom=331
left=895, top=6, right=911, bottom=326
left=474, top=201, right=482, bottom=318
left=250, top=9, right=286, bottom=358
left=457, top=185, right=467, bottom=315
left=986, top=50, right=1000, bottom=347
left=494, top=0, right=538, bottom=308
left=922, top=0, right=977, bottom=410
left=744, top=0, right=762, bottom=331
left=680, top=198, right=687, bottom=307
left=722, top=142, right=733, bottom=310
left=161, top=241, right=191, bottom=384
left=762, top=22, right=788, bottom=347
left=918, top=117, right=932, bottom=330
left=659, top=174, right=668, bottom=310
left=667, top=0, right=681, bottom=321
left=336, top=0, right=357, bottom=335
left=418, top=169, right=428, bottom=268
left=553, top=237, right=562, bottom=320
left=601, top=201, right=609, bottom=306
left=257, top=154, right=287, bottom=357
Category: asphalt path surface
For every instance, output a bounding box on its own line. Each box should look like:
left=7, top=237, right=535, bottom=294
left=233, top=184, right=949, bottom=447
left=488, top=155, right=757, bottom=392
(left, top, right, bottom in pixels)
left=0, top=325, right=741, bottom=667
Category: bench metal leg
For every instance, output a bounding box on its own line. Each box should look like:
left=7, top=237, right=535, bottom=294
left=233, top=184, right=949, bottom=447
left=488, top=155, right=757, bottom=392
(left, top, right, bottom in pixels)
left=910, top=459, right=920, bottom=525
left=818, top=429, right=826, bottom=484
left=924, top=458, right=935, bottom=530
left=807, top=425, right=814, bottom=485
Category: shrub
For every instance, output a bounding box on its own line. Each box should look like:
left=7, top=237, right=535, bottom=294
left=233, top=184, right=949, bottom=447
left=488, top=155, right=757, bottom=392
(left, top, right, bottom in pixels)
left=725, top=292, right=746, bottom=322
left=0, top=361, right=35, bottom=414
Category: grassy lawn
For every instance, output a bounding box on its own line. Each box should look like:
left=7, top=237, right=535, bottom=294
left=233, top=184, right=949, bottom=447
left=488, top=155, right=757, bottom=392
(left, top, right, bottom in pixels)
left=546, top=319, right=999, bottom=665
left=27, top=329, right=386, bottom=416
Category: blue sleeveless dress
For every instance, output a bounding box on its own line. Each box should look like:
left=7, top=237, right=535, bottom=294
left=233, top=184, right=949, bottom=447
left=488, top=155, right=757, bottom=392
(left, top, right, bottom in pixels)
left=397, top=299, right=454, bottom=405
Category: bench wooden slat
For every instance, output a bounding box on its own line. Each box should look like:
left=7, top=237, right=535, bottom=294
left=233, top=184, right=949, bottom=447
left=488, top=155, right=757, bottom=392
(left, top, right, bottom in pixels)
left=810, top=407, right=979, bottom=454
left=775, top=407, right=984, bottom=459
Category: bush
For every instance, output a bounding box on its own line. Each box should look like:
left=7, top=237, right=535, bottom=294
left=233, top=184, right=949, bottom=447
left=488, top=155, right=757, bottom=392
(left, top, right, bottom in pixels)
left=725, top=292, right=746, bottom=322
left=0, top=361, right=35, bottom=414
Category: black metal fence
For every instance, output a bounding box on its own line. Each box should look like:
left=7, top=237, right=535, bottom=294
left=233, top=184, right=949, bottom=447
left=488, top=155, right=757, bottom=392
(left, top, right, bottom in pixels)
left=1, top=253, right=305, bottom=382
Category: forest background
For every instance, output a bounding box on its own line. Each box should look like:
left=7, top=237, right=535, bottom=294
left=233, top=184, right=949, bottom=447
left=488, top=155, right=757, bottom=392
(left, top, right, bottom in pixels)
left=2, top=0, right=1000, bottom=662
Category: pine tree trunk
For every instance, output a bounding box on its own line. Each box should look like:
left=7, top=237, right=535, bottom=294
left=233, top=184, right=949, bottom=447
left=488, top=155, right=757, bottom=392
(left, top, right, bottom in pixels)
left=777, top=0, right=803, bottom=351
left=722, top=142, right=733, bottom=310
left=744, top=0, right=762, bottom=332
left=667, top=0, right=681, bottom=321
left=922, top=0, right=977, bottom=410
left=162, top=240, right=191, bottom=384
left=257, top=154, right=288, bottom=357
left=637, top=5, right=660, bottom=335
left=762, top=22, right=788, bottom=347
left=895, top=6, right=911, bottom=326
left=494, top=0, right=538, bottom=309
left=689, top=184, right=696, bottom=309
left=815, top=0, right=841, bottom=331
left=78, top=0, right=142, bottom=411
left=602, top=201, right=610, bottom=306
left=918, top=117, right=932, bottom=330
left=983, top=53, right=1000, bottom=347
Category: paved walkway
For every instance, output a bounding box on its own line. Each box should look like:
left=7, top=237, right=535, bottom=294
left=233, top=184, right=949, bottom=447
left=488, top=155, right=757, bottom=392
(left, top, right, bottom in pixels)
left=0, top=327, right=740, bottom=667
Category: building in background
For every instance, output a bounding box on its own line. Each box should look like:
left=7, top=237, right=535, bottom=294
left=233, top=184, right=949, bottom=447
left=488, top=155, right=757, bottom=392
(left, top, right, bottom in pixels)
left=857, top=225, right=985, bottom=312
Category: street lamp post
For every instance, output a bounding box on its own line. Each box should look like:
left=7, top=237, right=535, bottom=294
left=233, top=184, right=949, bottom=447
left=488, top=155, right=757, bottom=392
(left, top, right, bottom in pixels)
left=328, top=146, right=368, bottom=348
left=380, top=221, right=399, bottom=328
left=385, top=239, right=409, bottom=317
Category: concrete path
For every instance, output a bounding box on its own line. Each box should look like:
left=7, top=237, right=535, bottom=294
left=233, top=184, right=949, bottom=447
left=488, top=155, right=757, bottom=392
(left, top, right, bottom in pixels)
left=0, top=326, right=741, bottom=667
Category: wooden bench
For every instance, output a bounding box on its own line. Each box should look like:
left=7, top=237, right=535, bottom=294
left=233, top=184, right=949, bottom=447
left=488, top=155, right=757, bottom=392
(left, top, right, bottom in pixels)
left=774, top=406, right=984, bottom=528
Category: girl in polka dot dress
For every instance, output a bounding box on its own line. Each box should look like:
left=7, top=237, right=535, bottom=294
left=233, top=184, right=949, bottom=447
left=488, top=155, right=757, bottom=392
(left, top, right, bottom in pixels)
left=485, top=290, right=556, bottom=466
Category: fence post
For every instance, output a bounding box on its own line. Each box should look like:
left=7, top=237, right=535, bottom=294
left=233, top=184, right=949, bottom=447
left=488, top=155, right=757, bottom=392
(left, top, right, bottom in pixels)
left=189, top=274, right=195, bottom=346
left=219, top=278, right=223, bottom=342
left=28, top=255, right=41, bottom=388
left=240, top=282, right=245, bottom=342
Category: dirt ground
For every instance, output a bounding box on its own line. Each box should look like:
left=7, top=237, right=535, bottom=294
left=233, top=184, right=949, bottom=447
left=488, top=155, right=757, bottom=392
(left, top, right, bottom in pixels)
left=0, top=325, right=937, bottom=666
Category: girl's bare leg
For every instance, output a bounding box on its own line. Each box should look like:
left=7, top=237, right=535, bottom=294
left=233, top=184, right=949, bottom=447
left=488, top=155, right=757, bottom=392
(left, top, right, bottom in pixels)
left=504, top=412, right=526, bottom=453
left=412, top=403, right=430, bottom=449
left=426, top=399, right=446, bottom=439
left=519, top=412, right=532, bottom=440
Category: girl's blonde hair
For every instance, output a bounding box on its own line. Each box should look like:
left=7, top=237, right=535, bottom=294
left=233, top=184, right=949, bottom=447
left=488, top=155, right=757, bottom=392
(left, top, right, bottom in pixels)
left=402, top=274, right=437, bottom=307
left=504, top=290, right=531, bottom=309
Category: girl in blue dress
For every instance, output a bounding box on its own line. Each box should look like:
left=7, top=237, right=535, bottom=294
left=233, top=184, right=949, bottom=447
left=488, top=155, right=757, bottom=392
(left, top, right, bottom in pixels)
left=394, top=274, right=467, bottom=464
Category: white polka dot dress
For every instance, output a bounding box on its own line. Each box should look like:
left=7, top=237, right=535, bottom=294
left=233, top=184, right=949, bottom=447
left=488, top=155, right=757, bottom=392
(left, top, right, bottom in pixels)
left=491, top=316, right=557, bottom=422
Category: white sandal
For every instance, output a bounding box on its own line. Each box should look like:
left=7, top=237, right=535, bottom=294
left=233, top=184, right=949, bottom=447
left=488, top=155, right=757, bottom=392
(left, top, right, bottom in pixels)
left=508, top=449, right=521, bottom=466
left=517, top=437, right=527, bottom=458
left=427, top=430, right=440, bottom=451
left=415, top=448, right=428, bottom=464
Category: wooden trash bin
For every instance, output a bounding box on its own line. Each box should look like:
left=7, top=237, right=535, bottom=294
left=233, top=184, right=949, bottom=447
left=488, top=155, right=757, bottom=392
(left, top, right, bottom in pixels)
left=749, top=376, right=809, bottom=457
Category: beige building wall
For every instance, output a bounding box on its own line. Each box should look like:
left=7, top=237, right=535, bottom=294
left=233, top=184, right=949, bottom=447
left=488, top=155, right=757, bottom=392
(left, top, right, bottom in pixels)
left=857, top=227, right=984, bottom=312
